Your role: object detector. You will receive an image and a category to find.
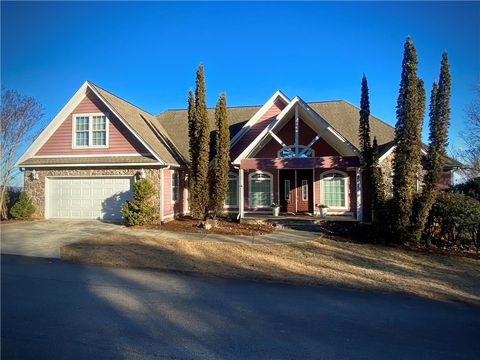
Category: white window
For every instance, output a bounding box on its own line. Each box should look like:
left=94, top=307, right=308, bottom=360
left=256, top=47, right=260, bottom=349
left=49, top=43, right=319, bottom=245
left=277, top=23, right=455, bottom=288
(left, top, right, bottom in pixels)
left=321, top=171, right=348, bottom=209
left=249, top=172, right=272, bottom=208
left=73, top=113, right=109, bottom=148
left=284, top=179, right=290, bottom=200
left=302, top=179, right=308, bottom=201
left=225, top=173, right=238, bottom=207
left=171, top=171, right=179, bottom=203
left=278, top=145, right=314, bottom=159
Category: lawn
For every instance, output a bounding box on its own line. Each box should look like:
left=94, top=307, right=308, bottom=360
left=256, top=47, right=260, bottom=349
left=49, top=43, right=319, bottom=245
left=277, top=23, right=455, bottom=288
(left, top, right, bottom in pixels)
left=61, top=233, right=480, bottom=304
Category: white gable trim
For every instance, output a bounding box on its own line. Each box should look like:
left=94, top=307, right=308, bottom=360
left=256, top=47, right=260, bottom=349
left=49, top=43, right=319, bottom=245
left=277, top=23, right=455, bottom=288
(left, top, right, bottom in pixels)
left=378, top=145, right=427, bottom=164
left=16, top=81, right=165, bottom=167
left=232, top=96, right=360, bottom=164
left=229, top=90, right=290, bottom=148
left=88, top=82, right=165, bottom=165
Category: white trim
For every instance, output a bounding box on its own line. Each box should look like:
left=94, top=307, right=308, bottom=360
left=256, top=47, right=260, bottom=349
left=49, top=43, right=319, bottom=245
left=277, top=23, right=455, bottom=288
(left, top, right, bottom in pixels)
left=72, top=112, right=109, bottom=149
left=294, top=104, right=299, bottom=155
left=233, top=96, right=359, bottom=164
left=16, top=81, right=91, bottom=166
left=160, top=168, right=165, bottom=222
left=171, top=170, right=179, bottom=203
left=277, top=145, right=315, bottom=158
left=378, top=145, right=395, bottom=163
left=320, top=170, right=349, bottom=210
left=294, top=169, right=298, bottom=212
left=356, top=167, right=363, bottom=222
left=87, top=82, right=165, bottom=165
left=230, top=90, right=290, bottom=148
left=239, top=168, right=245, bottom=218
left=31, top=153, right=151, bottom=158
left=299, top=128, right=328, bottom=156
left=16, top=81, right=166, bottom=167
left=248, top=170, right=273, bottom=209
left=224, top=172, right=239, bottom=208
left=21, top=162, right=163, bottom=168
left=268, top=130, right=289, bottom=148
left=312, top=168, right=316, bottom=214
left=284, top=179, right=291, bottom=201
left=301, top=179, right=308, bottom=201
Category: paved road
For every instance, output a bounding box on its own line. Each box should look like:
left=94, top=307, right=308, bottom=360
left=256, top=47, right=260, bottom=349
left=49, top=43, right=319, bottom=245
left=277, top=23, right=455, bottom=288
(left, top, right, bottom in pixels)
left=2, top=255, right=479, bottom=360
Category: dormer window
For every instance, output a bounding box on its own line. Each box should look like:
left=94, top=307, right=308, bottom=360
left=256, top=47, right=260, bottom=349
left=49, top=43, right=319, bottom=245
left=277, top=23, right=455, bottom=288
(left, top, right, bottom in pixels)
left=73, top=113, right=109, bottom=148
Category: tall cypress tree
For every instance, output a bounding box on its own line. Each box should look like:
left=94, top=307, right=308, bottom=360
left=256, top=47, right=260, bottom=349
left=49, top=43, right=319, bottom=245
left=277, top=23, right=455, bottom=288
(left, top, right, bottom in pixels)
left=194, top=64, right=210, bottom=219
left=187, top=89, right=197, bottom=214
left=211, top=93, right=230, bottom=219
left=391, top=37, right=426, bottom=242
left=358, top=75, right=385, bottom=223
left=412, top=52, right=451, bottom=243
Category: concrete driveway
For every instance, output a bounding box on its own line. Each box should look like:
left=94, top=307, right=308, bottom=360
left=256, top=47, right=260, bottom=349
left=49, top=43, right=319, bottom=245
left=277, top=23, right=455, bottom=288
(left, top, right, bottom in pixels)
left=1, top=220, right=121, bottom=258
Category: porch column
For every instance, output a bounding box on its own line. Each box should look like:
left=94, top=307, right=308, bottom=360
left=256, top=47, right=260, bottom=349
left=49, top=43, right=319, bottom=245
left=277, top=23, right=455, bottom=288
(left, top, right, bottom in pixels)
left=239, top=168, right=245, bottom=218
left=160, top=168, right=165, bottom=223
left=356, top=167, right=363, bottom=222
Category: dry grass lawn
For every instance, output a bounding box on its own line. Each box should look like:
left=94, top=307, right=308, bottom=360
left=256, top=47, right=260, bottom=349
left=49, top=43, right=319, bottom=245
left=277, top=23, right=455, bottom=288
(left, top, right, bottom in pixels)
left=62, top=234, right=480, bottom=304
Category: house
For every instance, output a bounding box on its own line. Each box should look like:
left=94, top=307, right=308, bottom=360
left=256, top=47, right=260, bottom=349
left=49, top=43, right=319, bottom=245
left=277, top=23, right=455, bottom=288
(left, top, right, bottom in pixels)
left=17, top=81, right=460, bottom=222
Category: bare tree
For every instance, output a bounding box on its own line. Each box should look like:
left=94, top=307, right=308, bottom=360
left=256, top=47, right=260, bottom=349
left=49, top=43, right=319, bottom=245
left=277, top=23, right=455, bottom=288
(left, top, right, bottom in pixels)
left=1, top=88, right=44, bottom=219
left=460, top=81, right=480, bottom=177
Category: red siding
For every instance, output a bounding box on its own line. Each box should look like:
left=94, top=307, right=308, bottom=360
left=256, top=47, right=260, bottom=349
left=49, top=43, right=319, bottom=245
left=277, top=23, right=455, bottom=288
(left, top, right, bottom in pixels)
left=230, top=99, right=286, bottom=159
left=163, top=169, right=187, bottom=218
left=36, top=92, right=149, bottom=156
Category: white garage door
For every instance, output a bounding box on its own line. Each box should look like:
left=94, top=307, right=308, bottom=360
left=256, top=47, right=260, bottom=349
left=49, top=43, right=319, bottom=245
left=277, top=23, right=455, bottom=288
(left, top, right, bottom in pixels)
left=46, top=177, right=134, bottom=220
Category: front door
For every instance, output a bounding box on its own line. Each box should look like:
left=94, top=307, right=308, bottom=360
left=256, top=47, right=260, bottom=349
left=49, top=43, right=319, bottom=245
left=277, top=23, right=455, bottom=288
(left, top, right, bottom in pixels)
left=279, top=170, right=296, bottom=213
left=279, top=169, right=313, bottom=213
left=296, top=169, right=313, bottom=213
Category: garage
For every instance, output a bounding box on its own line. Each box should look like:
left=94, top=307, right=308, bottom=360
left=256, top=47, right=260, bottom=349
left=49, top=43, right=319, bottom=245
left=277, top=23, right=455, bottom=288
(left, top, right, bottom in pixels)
left=45, top=176, right=134, bottom=220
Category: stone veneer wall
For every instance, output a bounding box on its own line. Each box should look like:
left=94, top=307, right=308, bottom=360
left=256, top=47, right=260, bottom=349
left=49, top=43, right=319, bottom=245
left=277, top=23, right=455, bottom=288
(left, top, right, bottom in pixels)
left=24, top=167, right=162, bottom=219
left=378, top=151, right=426, bottom=199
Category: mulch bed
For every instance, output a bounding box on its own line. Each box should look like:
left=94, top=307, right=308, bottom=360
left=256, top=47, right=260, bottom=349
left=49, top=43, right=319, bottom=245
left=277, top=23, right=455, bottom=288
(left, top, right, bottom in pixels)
left=139, top=216, right=276, bottom=236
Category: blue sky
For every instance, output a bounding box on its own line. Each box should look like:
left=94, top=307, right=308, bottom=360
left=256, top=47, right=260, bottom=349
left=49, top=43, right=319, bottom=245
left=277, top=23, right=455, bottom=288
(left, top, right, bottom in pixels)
left=2, top=1, right=479, bottom=182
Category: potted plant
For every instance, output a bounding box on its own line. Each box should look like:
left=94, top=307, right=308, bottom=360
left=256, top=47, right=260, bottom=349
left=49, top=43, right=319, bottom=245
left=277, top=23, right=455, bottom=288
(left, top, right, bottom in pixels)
left=316, top=204, right=328, bottom=218
left=271, top=202, right=280, bottom=217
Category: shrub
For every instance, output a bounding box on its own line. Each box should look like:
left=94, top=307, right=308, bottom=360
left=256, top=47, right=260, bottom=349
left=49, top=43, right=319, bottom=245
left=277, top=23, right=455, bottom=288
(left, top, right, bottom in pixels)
left=121, top=179, right=158, bottom=226
left=452, top=177, right=480, bottom=201
left=9, top=192, right=36, bottom=220
left=425, top=192, right=480, bottom=248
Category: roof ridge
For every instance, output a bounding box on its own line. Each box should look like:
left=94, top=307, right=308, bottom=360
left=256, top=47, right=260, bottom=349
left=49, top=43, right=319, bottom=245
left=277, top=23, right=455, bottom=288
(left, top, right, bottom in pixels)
left=87, top=80, right=155, bottom=117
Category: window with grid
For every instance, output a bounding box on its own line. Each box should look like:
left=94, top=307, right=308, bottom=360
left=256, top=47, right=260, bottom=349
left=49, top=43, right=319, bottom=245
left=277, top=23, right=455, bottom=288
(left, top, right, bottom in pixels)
left=74, top=114, right=108, bottom=147
left=322, top=173, right=346, bottom=208
left=171, top=171, right=179, bottom=202
left=75, top=116, right=89, bottom=146
left=250, top=173, right=271, bottom=208
left=302, top=180, right=308, bottom=201
left=225, top=174, right=238, bottom=206
left=92, top=115, right=107, bottom=146
left=284, top=180, right=290, bottom=200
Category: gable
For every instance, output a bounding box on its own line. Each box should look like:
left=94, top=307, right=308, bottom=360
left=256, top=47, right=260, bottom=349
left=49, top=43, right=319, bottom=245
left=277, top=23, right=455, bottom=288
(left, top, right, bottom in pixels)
left=255, top=117, right=340, bottom=158
left=230, top=98, right=287, bottom=160
left=36, top=92, right=149, bottom=156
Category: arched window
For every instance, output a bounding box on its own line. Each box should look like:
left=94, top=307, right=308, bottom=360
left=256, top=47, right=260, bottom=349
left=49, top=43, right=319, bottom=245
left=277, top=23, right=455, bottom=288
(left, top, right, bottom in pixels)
left=278, top=145, right=314, bottom=159
left=249, top=172, right=272, bottom=208
left=225, top=173, right=238, bottom=207
left=320, top=171, right=348, bottom=209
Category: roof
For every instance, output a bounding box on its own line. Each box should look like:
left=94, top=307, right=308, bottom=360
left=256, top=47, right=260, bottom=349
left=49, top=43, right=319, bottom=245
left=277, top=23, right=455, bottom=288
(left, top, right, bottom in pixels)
left=19, top=155, right=159, bottom=166
left=156, top=105, right=262, bottom=160
left=156, top=99, right=460, bottom=167
left=88, top=82, right=184, bottom=166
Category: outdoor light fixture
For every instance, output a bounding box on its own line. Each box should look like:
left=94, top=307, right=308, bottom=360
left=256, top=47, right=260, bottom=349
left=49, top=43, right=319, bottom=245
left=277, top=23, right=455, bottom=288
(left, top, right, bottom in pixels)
left=138, top=168, right=146, bottom=179
left=31, top=169, right=39, bottom=181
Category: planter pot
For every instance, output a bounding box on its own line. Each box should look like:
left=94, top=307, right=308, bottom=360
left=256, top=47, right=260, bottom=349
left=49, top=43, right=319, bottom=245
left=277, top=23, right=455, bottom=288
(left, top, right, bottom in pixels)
left=319, top=208, right=328, bottom=218
left=272, top=207, right=280, bottom=217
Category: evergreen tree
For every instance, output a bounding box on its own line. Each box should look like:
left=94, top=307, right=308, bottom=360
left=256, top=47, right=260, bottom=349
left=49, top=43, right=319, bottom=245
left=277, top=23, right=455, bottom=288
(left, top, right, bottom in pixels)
left=211, top=93, right=230, bottom=218
left=358, top=75, right=386, bottom=223
left=412, top=52, right=451, bottom=243
left=390, top=37, right=426, bottom=242
left=193, top=64, right=210, bottom=219
left=187, top=89, right=197, bottom=214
